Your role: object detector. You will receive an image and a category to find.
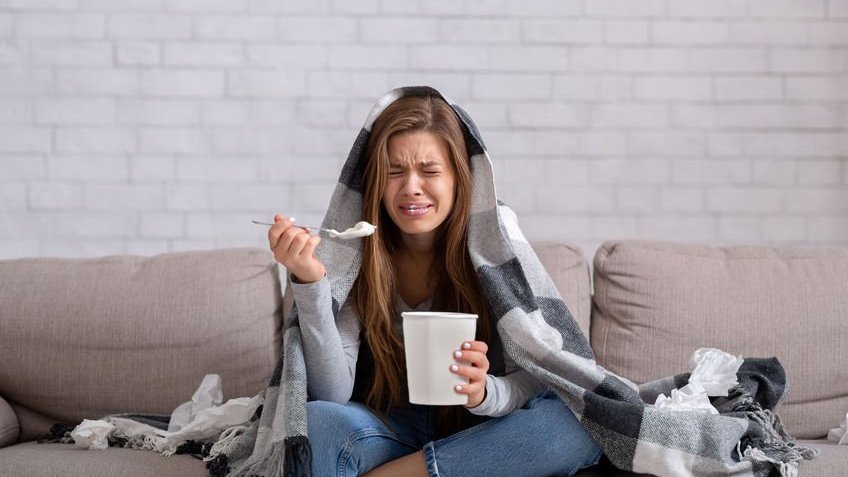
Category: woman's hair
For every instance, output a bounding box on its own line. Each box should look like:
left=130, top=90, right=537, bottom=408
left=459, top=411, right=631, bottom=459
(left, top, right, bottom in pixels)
left=351, top=95, right=491, bottom=436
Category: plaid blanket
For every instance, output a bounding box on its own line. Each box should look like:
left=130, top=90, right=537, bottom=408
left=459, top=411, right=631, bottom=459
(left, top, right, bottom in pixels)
left=51, top=86, right=816, bottom=477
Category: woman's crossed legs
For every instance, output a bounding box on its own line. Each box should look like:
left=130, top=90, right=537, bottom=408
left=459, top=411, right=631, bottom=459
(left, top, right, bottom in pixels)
left=306, top=390, right=602, bottom=477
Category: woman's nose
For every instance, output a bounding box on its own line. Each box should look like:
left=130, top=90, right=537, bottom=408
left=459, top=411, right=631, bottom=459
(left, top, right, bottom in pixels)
left=400, top=172, right=423, bottom=195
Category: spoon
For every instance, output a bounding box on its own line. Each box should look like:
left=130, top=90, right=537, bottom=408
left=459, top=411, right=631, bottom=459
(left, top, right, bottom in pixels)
left=252, top=220, right=377, bottom=239
left=251, top=220, right=333, bottom=233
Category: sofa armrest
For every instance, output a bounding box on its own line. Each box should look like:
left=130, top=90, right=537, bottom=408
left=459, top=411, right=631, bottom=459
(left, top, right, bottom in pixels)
left=0, top=394, right=20, bottom=448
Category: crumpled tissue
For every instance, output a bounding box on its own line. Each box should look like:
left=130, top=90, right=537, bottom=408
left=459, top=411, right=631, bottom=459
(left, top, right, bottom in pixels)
left=688, top=347, right=744, bottom=397
left=168, top=373, right=223, bottom=433
left=71, top=419, right=116, bottom=450
left=827, top=411, right=848, bottom=445
left=71, top=374, right=263, bottom=455
left=653, top=347, right=744, bottom=413
left=654, top=382, right=718, bottom=414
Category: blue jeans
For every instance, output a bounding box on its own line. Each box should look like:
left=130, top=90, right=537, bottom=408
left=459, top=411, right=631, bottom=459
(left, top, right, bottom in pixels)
left=306, top=390, right=602, bottom=477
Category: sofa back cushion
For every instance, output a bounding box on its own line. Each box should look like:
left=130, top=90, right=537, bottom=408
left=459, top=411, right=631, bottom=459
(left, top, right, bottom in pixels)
left=531, top=241, right=592, bottom=339
left=591, top=240, right=848, bottom=439
left=0, top=248, right=282, bottom=441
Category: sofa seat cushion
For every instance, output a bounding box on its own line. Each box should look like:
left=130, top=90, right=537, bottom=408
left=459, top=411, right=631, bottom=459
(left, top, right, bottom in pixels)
left=0, top=441, right=206, bottom=477
left=591, top=240, right=848, bottom=439
left=0, top=248, right=283, bottom=441
left=4, top=440, right=840, bottom=477
left=796, top=439, right=848, bottom=476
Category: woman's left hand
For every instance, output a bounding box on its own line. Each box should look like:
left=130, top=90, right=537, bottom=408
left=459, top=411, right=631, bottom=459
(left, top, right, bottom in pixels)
left=450, top=340, right=489, bottom=408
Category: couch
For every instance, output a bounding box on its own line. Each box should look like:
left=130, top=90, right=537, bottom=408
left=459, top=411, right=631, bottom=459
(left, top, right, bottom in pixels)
left=0, top=240, right=845, bottom=476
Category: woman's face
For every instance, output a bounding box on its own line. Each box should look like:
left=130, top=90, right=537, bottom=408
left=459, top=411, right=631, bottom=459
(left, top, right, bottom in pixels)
left=381, top=130, right=456, bottom=247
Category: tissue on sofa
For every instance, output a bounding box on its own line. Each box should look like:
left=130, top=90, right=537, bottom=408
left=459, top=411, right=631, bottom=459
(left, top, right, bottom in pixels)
left=828, top=412, right=848, bottom=445
left=70, top=419, right=115, bottom=450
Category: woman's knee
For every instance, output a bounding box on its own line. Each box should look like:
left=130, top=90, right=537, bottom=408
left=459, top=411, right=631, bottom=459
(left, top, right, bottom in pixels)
left=524, top=393, right=603, bottom=473
left=306, top=400, right=373, bottom=438
left=306, top=400, right=417, bottom=476
left=306, top=401, right=374, bottom=476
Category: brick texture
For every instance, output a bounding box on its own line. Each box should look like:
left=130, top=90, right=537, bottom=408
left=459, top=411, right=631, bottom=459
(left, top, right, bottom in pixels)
left=1, top=0, right=847, bottom=258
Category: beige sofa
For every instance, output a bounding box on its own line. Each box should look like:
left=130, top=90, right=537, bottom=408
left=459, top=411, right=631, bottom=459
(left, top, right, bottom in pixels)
left=0, top=240, right=846, bottom=476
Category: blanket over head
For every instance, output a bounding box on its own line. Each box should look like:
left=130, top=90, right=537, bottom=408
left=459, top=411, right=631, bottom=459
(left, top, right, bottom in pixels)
left=49, top=86, right=816, bottom=477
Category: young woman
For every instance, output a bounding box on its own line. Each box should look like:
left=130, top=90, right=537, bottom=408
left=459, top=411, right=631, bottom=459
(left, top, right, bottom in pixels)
left=267, top=92, right=601, bottom=477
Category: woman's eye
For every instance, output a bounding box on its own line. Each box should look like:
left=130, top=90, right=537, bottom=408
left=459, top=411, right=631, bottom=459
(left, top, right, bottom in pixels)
left=424, top=170, right=440, bottom=175
left=388, top=171, right=403, bottom=176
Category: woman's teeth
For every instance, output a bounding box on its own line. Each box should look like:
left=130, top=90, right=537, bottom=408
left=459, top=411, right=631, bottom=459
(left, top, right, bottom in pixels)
left=402, top=205, right=430, bottom=216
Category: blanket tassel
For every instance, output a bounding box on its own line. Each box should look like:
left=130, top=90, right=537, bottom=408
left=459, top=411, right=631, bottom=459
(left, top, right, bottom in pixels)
left=729, top=386, right=819, bottom=477
left=283, top=436, right=312, bottom=477
left=207, top=454, right=230, bottom=477
left=221, top=437, right=310, bottom=477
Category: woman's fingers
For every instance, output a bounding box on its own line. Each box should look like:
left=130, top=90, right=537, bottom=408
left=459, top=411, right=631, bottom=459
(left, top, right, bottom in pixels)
left=460, top=340, right=488, bottom=354
left=454, top=383, right=484, bottom=396
left=268, top=220, right=283, bottom=249
left=286, top=230, right=311, bottom=257
left=453, top=347, right=489, bottom=371
left=450, top=340, right=489, bottom=398
left=450, top=341, right=489, bottom=407
left=268, top=215, right=315, bottom=271
left=268, top=215, right=293, bottom=250
left=450, top=363, right=487, bottom=382
left=450, top=365, right=486, bottom=397
left=279, top=223, right=308, bottom=253
left=266, top=214, right=325, bottom=283
left=300, top=235, right=321, bottom=258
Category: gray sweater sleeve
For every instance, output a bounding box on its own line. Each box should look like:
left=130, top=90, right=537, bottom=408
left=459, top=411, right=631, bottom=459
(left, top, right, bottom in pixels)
left=289, top=276, right=361, bottom=404
left=465, top=353, right=547, bottom=418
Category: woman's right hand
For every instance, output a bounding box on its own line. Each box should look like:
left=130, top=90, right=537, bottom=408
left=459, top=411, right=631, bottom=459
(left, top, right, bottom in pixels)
left=268, top=214, right=326, bottom=284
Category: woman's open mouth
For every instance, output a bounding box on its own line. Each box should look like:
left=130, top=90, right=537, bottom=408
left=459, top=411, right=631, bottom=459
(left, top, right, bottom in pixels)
left=399, top=204, right=432, bottom=217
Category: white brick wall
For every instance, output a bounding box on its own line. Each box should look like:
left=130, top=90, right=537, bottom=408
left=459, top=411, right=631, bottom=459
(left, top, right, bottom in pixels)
left=1, top=0, right=847, bottom=259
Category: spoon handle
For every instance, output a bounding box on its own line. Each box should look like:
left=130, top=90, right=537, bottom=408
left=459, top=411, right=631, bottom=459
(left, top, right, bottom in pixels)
left=250, top=220, right=333, bottom=233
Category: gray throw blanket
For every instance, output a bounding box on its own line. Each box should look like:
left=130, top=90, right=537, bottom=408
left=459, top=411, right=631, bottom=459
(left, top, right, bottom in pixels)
left=49, top=86, right=816, bottom=477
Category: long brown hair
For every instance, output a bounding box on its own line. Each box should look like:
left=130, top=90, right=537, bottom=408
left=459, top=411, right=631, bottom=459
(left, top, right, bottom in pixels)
left=351, top=94, right=491, bottom=437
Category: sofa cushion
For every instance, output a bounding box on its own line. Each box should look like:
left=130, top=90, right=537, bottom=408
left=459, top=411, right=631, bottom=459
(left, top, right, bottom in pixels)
left=0, top=441, right=206, bottom=477
left=795, top=439, right=848, bottom=476
left=591, top=240, right=848, bottom=439
left=531, top=241, right=592, bottom=339
left=0, top=248, right=283, bottom=441
left=0, top=395, right=19, bottom=448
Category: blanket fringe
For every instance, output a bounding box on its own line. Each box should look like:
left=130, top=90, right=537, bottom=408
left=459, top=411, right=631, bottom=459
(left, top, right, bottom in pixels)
left=739, top=443, right=798, bottom=477
left=730, top=386, right=819, bottom=477
left=265, top=441, right=286, bottom=477
left=225, top=440, right=286, bottom=477
left=37, top=423, right=75, bottom=444
left=205, top=424, right=248, bottom=461
left=207, top=453, right=230, bottom=477
left=221, top=437, right=312, bottom=477
left=283, top=436, right=312, bottom=477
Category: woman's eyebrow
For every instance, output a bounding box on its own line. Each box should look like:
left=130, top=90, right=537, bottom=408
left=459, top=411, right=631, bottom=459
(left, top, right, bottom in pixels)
left=388, top=160, right=443, bottom=168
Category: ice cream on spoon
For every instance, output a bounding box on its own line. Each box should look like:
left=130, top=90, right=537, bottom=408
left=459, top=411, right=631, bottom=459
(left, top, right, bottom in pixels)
left=326, top=221, right=377, bottom=239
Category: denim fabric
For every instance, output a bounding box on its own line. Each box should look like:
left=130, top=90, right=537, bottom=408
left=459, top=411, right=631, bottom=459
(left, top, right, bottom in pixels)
left=306, top=390, right=602, bottom=477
